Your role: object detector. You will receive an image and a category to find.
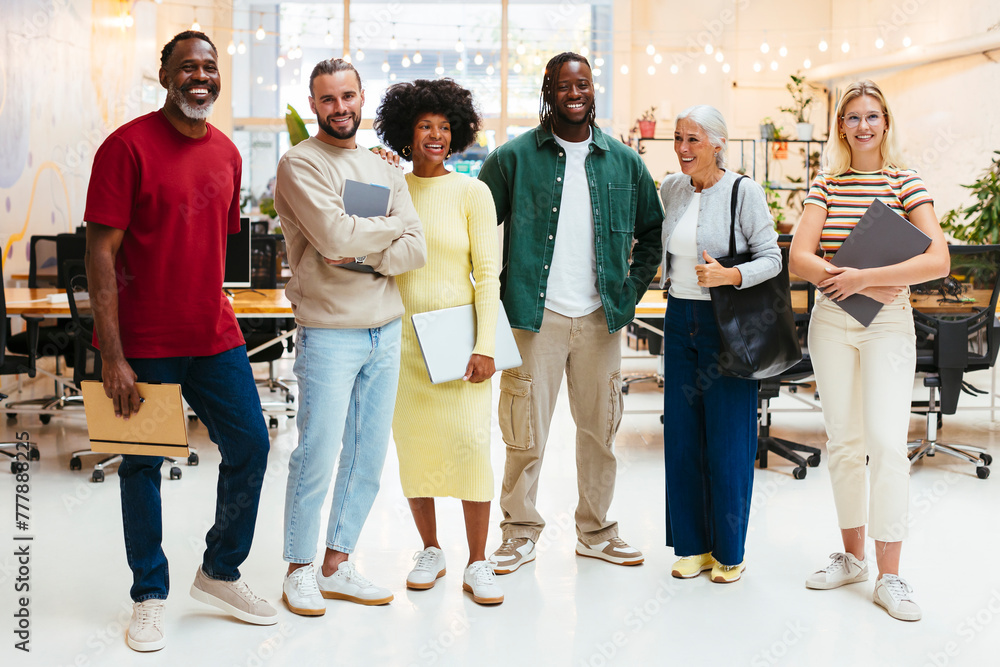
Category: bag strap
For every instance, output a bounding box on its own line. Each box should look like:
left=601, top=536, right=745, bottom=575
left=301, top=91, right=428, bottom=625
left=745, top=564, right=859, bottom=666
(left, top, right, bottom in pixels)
left=728, top=174, right=747, bottom=257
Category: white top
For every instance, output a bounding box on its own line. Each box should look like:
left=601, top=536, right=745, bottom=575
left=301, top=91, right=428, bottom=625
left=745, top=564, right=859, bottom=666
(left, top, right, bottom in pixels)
left=667, top=194, right=710, bottom=301
left=545, top=131, right=602, bottom=318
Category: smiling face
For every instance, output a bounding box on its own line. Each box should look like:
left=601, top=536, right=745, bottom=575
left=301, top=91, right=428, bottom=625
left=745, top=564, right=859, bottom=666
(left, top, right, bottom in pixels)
left=160, top=38, right=220, bottom=120
left=410, top=112, right=452, bottom=176
left=309, top=71, right=364, bottom=147
left=674, top=117, right=721, bottom=187
left=839, top=94, right=887, bottom=167
left=552, top=60, right=594, bottom=129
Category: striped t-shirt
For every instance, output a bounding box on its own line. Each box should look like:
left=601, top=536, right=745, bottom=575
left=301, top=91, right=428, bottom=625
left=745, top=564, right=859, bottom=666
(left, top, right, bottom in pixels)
left=804, top=168, right=934, bottom=258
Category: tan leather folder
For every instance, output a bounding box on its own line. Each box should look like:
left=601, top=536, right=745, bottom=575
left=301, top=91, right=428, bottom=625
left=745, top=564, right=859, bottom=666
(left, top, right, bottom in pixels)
left=81, top=381, right=190, bottom=457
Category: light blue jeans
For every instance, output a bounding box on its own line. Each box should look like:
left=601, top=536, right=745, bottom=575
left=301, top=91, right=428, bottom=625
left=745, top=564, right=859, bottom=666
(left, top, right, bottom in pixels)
left=283, top=320, right=401, bottom=561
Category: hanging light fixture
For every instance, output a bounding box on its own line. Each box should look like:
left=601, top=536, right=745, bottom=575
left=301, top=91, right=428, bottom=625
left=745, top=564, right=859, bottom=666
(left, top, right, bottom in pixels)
left=653, top=53, right=662, bottom=64
left=513, top=62, right=522, bottom=73
left=402, top=54, right=411, bottom=67
left=381, top=60, right=390, bottom=73
left=779, top=45, right=788, bottom=57
left=595, top=57, right=604, bottom=67
left=841, top=40, right=850, bottom=53
left=646, top=43, right=655, bottom=56
left=698, top=64, right=707, bottom=74
left=760, top=41, right=770, bottom=54
left=670, top=64, right=679, bottom=74
left=237, top=41, right=247, bottom=55
left=325, top=30, right=334, bottom=46
left=580, top=45, right=589, bottom=57
left=620, top=64, right=629, bottom=75
left=902, top=35, right=912, bottom=47
left=715, top=51, right=724, bottom=63
left=474, top=51, right=484, bottom=66
left=875, top=37, right=884, bottom=49
left=227, top=41, right=236, bottom=56
left=647, top=65, right=655, bottom=75
left=705, top=44, right=713, bottom=55
left=803, top=58, right=812, bottom=69
left=435, top=56, right=445, bottom=76
left=355, top=48, right=365, bottom=61
left=486, top=62, right=495, bottom=76
left=770, top=60, right=778, bottom=71
left=276, top=56, right=286, bottom=68
left=413, top=42, right=423, bottom=63
left=191, top=10, right=200, bottom=32
left=255, top=14, right=265, bottom=41
left=818, top=39, right=828, bottom=52
left=753, top=61, right=762, bottom=72
left=722, top=62, right=731, bottom=73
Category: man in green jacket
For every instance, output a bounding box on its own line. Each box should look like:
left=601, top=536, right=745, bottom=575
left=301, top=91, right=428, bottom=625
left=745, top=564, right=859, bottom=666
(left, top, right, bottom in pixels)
left=479, top=52, right=663, bottom=574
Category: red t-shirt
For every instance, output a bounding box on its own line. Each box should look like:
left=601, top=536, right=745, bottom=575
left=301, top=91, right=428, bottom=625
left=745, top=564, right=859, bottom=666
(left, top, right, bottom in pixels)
left=84, top=110, right=245, bottom=358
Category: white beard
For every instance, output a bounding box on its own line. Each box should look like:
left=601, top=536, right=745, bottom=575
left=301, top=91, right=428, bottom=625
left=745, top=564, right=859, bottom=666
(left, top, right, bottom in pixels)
left=168, top=80, right=217, bottom=120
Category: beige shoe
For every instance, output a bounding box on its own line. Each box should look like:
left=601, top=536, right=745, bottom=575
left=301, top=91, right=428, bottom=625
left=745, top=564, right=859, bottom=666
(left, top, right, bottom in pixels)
left=671, top=553, right=715, bottom=579
left=711, top=560, right=746, bottom=584
left=190, top=567, right=278, bottom=625
left=874, top=574, right=921, bottom=621
left=127, top=599, right=166, bottom=652
left=575, top=538, right=644, bottom=566
left=491, top=538, right=536, bottom=574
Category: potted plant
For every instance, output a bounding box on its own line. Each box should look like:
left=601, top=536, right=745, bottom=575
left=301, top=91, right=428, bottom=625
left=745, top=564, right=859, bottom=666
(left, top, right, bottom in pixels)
left=941, top=151, right=1000, bottom=244
left=634, top=107, right=657, bottom=139
left=259, top=105, right=310, bottom=219
left=780, top=72, right=818, bottom=141
left=760, top=117, right=777, bottom=141
left=764, top=182, right=792, bottom=234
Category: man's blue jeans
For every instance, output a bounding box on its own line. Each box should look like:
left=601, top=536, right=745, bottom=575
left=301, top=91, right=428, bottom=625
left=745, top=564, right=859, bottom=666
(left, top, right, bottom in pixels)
left=662, top=298, right=758, bottom=566
left=283, top=320, right=401, bottom=561
left=120, top=345, right=270, bottom=601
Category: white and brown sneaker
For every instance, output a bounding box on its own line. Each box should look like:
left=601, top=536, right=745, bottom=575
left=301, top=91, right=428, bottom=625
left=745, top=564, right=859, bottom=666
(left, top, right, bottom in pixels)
left=491, top=538, right=536, bottom=575
left=575, top=538, right=644, bottom=566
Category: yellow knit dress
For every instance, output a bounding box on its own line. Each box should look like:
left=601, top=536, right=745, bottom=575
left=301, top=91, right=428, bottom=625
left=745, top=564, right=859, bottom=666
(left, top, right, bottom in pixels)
left=393, top=171, right=501, bottom=501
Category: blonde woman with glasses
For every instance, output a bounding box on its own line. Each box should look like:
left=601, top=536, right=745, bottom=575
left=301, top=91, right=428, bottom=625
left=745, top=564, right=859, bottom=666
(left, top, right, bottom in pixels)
left=789, top=80, right=949, bottom=622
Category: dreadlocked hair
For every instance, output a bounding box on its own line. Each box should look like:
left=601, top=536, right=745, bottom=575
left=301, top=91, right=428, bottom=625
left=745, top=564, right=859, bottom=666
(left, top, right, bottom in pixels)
left=539, top=52, right=595, bottom=132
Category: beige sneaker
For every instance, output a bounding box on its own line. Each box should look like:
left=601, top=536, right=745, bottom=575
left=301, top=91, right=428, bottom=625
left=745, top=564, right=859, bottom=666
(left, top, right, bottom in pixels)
left=127, top=599, right=166, bottom=652
left=671, top=553, right=716, bottom=579
left=190, top=567, right=278, bottom=625
left=491, top=538, right=536, bottom=575
left=576, top=538, right=644, bottom=566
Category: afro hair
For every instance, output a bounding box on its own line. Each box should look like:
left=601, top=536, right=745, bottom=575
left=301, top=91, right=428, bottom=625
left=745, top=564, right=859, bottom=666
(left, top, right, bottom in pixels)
left=373, top=78, right=482, bottom=157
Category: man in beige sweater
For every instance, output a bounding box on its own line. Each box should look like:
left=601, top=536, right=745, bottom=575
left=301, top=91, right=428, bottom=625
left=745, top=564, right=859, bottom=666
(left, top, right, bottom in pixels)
left=273, top=58, right=425, bottom=616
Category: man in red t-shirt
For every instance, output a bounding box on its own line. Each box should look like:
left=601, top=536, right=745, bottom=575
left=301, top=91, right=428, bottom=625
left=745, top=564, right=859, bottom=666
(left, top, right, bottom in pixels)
left=84, top=31, right=276, bottom=652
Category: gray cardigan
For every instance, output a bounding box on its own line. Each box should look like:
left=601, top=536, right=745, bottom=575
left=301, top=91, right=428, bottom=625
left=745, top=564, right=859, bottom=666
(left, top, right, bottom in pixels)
left=659, top=169, right=781, bottom=293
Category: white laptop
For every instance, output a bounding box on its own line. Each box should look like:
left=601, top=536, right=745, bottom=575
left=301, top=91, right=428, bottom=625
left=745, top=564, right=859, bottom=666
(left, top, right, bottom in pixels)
left=411, top=304, right=522, bottom=384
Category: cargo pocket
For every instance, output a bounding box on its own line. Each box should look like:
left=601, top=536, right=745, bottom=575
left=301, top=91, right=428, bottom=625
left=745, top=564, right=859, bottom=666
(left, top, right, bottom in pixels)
left=498, top=371, right=533, bottom=450
left=605, top=370, right=624, bottom=446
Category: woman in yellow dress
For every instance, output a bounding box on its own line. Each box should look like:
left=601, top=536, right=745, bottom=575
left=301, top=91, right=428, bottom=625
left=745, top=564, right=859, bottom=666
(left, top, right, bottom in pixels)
left=374, top=79, right=503, bottom=605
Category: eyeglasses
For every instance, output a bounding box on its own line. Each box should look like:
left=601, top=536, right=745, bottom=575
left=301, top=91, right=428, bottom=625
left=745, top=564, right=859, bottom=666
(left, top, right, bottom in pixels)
left=841, top=112, right=885, bottom=128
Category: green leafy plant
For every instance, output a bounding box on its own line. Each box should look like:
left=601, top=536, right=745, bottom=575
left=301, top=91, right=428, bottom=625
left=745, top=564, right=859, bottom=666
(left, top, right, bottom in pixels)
left=779, top=72, right=817, bottom=123
left=285, top=104, right=309, bottom=146
left=941, top=151, right=1000, bottom=244
left=764, top=182, right=786, bottom=229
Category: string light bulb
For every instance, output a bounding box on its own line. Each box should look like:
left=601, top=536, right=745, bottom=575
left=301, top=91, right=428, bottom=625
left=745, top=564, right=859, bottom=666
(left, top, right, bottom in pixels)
left=381, top=60, right=390, bottom=73
left=474, top=51, right=483, bottom=65
left=779, top=45, right=788, bottom=57
left=760, top=41, right=770, bottom=54
left=670, top=64, right=679, bottom=74
left=413, top=44, right=423, bottom=64
left=595, top=57, right=604, bottom=67
left=803, top=58, right=812, bottom=69
left=276, top=56, right=285, bottom=68
left=513, top=62, right=522, bottom=73
left=486, top=62, right=495, bottom=75
left=647, top=65, right=656, bottom=75
left=653, top=53, right=662, bottom=64
left=580, top=45, right=589, bottom=57
left=715, top=51, right=724, bottom=63
left=401, top=54, right=411, bottom=67
left=705, top=44, right=713, bottom=55
left=875, top=37, right=884, bottom=49
left=646, top=44, right=655, bottom=55
left=620, top=64, right=629, bottom=75
left=770, top=60, right=778, bottom=71
left=325, top=30, right=334, bottom=46
left=818, top=39, right=828, bottom=52
left=227, top=41, right=236, bottom=56
left=355, top=48, right=365, bottom=61
left=455, top=38, right=464, bottom=52
left=841, top=40, right=850, bottom=53
left=255, top=15, right=265, bottom=41
left=456, top=58, right=465, bottom=71
left=237, top=41, right=246, bottom=55
left=698, top=64, right=707, bottom=74
left=191, top=11, right=200, bottom=32
left=722, top=62, right=731, bottom=73
left=516, top=41, right=526, bottom=55
left=435, top=59, right=445, bottom=76
left=753, top=61, right=762, bottom=72
left=902, top=35, right=912, bottom=47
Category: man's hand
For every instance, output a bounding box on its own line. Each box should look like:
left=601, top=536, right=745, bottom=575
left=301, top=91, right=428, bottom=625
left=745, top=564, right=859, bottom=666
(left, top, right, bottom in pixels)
left=371, top=146, right=403, bottom=169
left=103, top=357, right=141, bottom=419
left=696, top=251, right=741, bottom=288
left=463, top=354, right=496, bottom=383
left=818, top=265, right=869, bottom=301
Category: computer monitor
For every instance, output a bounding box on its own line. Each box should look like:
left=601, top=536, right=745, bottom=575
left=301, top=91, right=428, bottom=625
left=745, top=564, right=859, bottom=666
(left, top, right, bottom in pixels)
left=223, top=217, right=252, bottom=288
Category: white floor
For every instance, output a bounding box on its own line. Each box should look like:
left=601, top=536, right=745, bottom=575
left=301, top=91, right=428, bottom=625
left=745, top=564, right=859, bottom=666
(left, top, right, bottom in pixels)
left=1, top=347, right=999, bottom=667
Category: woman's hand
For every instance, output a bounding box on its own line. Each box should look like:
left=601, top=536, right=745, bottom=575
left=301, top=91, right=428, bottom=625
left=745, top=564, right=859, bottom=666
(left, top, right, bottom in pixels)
left=370, top=146, right=403, bottom=169
left=696, top=251, right=742, bottom=288
left=858, top=285, right=906, bottom=304
left=463, top=354, right=496, bottom=383
left=323, top=257, right=355, bottom=266
left=817, top=265, right=870, bottom=301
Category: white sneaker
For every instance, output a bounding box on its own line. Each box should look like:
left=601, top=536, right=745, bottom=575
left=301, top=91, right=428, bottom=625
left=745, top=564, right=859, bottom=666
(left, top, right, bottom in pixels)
left=127, top=599, right=166, bottom=652
left=282, top=564, right=326, bottom=616
left=316, top=561, right=394, bottom=606
left=806, top=552, right=869, bottom=590
left=463, top=560, right=504, bottom=605
left=874, top=574, right=922, bottom=621
left=406, top=547, right=447, bottom=590
left=491, top=538, right=536, bottom=574
left=575, top=537, right=644, bottom=566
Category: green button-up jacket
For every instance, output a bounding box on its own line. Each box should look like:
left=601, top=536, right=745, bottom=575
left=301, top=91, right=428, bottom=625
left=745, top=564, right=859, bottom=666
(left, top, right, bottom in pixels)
left=478, top=125, right=664, bottom=333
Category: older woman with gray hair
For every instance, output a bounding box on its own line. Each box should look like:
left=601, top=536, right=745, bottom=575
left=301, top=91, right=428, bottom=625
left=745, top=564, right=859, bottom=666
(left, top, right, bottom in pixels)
left=659, top=104, right=780, bottom=584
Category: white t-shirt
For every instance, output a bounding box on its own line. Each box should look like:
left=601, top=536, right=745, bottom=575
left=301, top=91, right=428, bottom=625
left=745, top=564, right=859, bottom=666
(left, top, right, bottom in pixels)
left=667, top=194, right=710, bottom=301
left=545, top=132, right=602, bottom=318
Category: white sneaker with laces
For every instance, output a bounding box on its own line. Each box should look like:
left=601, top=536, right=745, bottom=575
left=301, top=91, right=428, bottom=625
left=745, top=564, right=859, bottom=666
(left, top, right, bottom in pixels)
left=127, top=599, right=166, bottom=652
left=575, top=537, right=644, bottom=566
left=805, top=552, right=869, bottom=590
left=874, top=574, right=921, bottom=621
left=491, top=538, right=536, bottom=574
left=463, top=560, right=504, bottom=605
left=316, top=561, right=394, bottom=605
left=282, top=564, right=326, bottom=616
left=406, top=546, right=447, bottom=590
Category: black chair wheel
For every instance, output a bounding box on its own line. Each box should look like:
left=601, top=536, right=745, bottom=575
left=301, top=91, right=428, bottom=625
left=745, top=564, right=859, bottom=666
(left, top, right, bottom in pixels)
left=807, top=454, right=821, bottom=467
left=6, top=413, right=16, bottom=421
left=10, top=461, right=22, bottom=474
left=981, top=453, right=993, bottom=466
left=92, top=469, right=105, bottom=483
left=188, top=415, right=199, bottom=423
left=28, top=448, right=40, bottom=461
left=977, top=466, right=990, bottom=480
left=269, top=417, right=279, bottom=429
left=793, top=466, right=807, bottom=480
left=170, top=467, right=182, bottom=480
left=621, top=385, right=629, bottom=395
left=187, top=453, right=199, bottom=466
left=659, top=414, right=664, bottom=424
left=39, top=414, right=51, bottom=425
left=69, top=457, right=82, bottom=471
left=286, top=394, right=295, bottom=403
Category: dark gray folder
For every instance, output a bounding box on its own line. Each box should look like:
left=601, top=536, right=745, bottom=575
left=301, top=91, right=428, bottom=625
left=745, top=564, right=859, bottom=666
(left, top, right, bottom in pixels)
left=337, top=179, right=391, bottom=273
left=828, top=199, right=931, bottom=326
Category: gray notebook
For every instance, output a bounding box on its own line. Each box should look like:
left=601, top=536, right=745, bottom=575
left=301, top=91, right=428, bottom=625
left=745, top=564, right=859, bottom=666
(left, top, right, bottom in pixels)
left=411, top=304, right=523, bottom=384
left=337, top=179, right=391, bottom=273
left=829, top=199, right=932, bottom=326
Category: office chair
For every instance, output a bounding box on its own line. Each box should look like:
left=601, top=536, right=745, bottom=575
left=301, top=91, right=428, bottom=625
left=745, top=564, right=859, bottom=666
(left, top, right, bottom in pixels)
left=243, top=235, right=296, bottom=427
left=60, top=260, right=194, bottom=482
left=0, top=286, right=40, bottom=472
left=756, top=243, right=822, bottom=479
left=5, top=235, right=78, bottom=422
left=908, top=245, right=1000, bottom=479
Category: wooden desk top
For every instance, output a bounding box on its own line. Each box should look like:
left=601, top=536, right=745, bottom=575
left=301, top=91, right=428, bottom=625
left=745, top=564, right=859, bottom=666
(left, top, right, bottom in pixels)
left=635, top=289, right=809, bottom=316
left=4, top=288, right=293, bottom=317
